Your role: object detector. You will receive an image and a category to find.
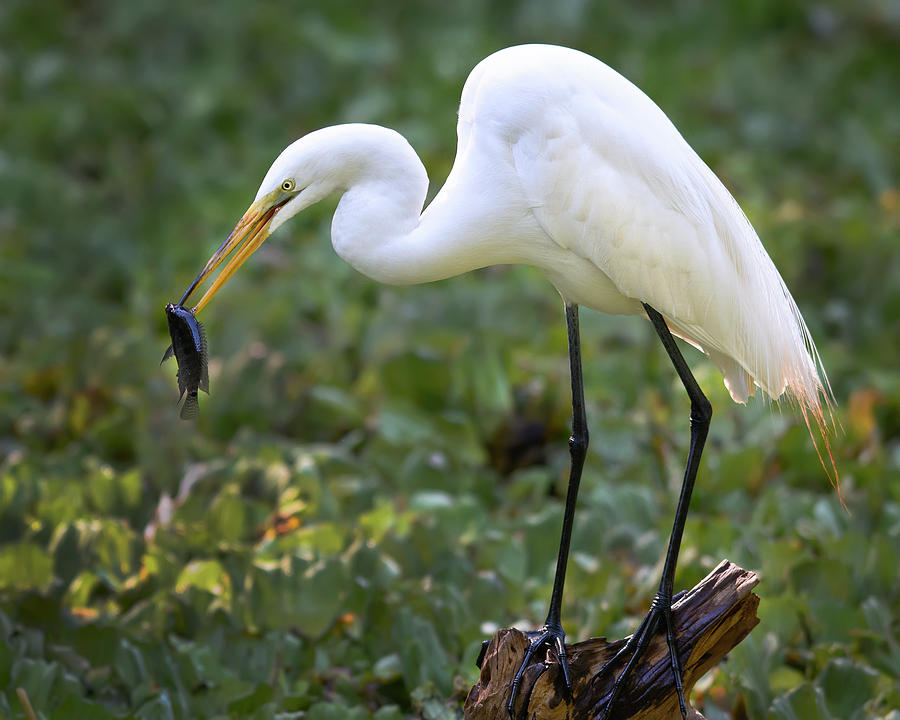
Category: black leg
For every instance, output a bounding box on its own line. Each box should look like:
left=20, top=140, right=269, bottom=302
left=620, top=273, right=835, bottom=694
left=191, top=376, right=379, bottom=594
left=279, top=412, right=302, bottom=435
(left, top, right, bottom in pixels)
left=507, top=303, right=588, bottom=716
left=597, top=303, right=711, bottom=720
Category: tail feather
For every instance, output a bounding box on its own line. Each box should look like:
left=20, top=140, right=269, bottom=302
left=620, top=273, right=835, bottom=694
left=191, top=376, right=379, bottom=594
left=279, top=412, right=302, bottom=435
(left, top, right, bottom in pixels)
left=683, top=305, right=841, bottom=504
left=683, top=155, right=841, bottom=502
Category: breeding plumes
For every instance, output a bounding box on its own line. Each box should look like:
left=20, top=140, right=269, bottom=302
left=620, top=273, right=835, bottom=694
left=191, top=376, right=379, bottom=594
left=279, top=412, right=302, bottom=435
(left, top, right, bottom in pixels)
left=171, top=44, right=834, bottom=717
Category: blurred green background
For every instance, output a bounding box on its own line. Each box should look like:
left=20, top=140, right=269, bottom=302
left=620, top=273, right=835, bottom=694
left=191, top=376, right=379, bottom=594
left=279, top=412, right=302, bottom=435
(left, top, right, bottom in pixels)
left=1, top=0, right=898, bottom=718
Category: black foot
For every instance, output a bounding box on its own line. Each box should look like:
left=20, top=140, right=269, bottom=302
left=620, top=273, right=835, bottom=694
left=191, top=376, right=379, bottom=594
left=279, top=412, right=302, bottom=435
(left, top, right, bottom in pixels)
left=506, top=624, right=571, bottom=717
left=596, top=591, right=687, bottom=720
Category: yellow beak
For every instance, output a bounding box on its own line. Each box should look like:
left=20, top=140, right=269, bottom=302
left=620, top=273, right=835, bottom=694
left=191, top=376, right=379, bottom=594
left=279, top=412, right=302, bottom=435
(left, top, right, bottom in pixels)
left=179, top=190, right=289, bottom=313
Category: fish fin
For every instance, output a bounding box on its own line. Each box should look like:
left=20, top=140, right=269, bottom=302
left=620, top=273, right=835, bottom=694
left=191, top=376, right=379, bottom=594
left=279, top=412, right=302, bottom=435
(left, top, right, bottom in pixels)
left=180, top=391, right=199, bottom=420
left=196, top=319, right=208, bottom=352
left=197, top=321, right=210, bottom=394
left=199, top=352, right=209, bottom=393
left=176, top=370, right=187, bottom=396
left=161, top=345, right=174, bottom=364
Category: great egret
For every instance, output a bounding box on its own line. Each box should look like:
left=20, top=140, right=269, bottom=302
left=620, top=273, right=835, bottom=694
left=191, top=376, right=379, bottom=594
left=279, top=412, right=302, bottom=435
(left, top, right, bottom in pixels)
left=175, top=44, right=834, bottom=718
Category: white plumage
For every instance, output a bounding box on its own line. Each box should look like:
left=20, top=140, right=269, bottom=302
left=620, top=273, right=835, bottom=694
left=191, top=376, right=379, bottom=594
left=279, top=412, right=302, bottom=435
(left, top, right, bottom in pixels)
left=466, top=48, right=824, bottom=411
left=191, top=42, right=833, bottom=443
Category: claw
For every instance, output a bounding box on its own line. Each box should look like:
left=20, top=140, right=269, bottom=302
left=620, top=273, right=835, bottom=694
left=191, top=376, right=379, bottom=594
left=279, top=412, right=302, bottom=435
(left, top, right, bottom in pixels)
left=596, top=592, right=687, bottom=720
left=552, top=632, right=572, bottom=691
left=506, top=625, right=572, bottom=718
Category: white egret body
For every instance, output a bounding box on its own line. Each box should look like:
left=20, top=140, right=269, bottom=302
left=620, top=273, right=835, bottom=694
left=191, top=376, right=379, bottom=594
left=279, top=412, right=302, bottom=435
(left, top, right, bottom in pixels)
left=179, top=44, right=834, bottom=717
left=231, top=44, right=829, bottom=423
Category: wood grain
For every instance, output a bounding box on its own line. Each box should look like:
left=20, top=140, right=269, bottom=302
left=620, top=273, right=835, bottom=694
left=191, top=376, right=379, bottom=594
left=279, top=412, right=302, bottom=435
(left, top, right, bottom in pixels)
left=464, top=560, right=759, bottom=720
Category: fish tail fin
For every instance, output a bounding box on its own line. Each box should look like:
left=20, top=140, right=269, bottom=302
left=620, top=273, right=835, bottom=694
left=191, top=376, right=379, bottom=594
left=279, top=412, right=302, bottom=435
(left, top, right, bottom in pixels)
left=180, top=391, right=199, bottom=420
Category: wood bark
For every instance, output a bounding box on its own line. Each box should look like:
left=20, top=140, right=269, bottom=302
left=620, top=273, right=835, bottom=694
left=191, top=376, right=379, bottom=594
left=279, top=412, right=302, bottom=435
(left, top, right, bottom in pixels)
left=464, top=560, right=759, bottom=720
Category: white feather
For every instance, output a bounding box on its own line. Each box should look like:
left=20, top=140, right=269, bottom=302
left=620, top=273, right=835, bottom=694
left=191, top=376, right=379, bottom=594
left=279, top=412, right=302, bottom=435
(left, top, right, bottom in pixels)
left=246, top=44, right=833, bottom=442
left=457, top=45, right=831, bottom=421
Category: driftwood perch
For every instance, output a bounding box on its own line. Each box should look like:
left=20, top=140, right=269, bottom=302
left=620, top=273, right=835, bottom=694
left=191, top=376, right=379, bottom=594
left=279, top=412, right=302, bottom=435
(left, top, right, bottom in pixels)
left=464, top=560, right=759, bottom=720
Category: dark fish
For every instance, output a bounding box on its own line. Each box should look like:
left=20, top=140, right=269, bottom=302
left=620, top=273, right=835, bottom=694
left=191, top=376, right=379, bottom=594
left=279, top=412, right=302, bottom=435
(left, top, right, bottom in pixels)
left=161, top=303, right=209, bottom=419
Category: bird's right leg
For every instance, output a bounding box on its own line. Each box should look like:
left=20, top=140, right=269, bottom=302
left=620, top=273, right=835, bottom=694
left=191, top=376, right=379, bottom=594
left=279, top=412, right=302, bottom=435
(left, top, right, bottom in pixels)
left=505, top=303, right=588, bottom=717
left=593, top=303, right=711, bottom=720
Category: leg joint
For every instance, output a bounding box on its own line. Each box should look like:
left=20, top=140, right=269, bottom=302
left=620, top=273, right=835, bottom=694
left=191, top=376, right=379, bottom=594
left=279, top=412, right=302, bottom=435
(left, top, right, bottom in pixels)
left=651, top=589, right=673, bottom=610
left=569, top=428, right=589, bottom=457
left=691, top=395, right=712, bottom=425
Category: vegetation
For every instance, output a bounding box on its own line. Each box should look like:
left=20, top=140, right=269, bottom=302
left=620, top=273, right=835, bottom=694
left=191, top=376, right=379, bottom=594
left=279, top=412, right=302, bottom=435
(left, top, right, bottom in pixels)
left=1, top=1, right=897, bottom=717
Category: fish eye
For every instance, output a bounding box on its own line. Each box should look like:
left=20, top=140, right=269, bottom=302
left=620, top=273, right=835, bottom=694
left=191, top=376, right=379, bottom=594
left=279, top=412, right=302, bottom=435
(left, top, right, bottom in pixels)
left=281, top=179, right=296, bottom=192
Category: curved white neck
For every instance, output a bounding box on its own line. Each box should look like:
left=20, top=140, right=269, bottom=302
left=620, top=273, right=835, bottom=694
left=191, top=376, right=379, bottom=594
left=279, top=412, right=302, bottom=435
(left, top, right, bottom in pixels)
left=324, top=127, right=517, bottom=285
left=265, top=124, right=531, bottom=286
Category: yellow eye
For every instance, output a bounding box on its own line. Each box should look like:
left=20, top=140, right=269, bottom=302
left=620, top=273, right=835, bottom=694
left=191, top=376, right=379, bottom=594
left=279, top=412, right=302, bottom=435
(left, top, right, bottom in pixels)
left=281, top=179, right=296, bottom=192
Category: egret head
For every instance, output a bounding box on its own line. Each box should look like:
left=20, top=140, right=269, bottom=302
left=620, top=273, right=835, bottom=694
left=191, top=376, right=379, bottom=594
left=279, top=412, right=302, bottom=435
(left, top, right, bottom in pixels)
left=176, top=124, right=426, bottom=311
left=178, top=127, right=347, bottom=312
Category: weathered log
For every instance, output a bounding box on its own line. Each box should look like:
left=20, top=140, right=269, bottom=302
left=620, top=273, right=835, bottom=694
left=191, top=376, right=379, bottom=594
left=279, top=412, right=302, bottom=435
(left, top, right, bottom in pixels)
left=464, top=560, right=759, bottom=720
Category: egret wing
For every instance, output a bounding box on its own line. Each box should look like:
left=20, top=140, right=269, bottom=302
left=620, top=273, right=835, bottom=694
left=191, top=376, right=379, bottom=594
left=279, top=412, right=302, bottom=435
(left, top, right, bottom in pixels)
left=511, top=82, right=821, bottom=408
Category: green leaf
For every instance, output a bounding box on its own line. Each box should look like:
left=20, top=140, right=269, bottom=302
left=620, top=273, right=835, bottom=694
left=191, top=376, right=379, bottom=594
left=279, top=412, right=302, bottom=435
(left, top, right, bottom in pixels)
left=135, top=692, right=176, bottom=720
left=0, top=542, right=54, bottom=592
left=10, top=657, right=82, bottom=716
left=373, top=706, right=404, bottom=720
left=817, top=659, right=879, bottom=720
left=207, top=485, right=250, bottom=544
left=306, top=701, right=369, bottom=720
left=372, top=653, right=403, bottom=682
left=379, top=350, right=449, bottom=411
left=227, top=682, right=274, bottom=716
left=242, top=556, right=346, bottom=636
left=392, top=607, right=453, bottom=696
left=175, top=559, right=232, bottom=609
left=49, top=695, right=120, bottom=720
left=72, top=623, right=121, bottom=666
left=411, top=684, right=460, bottom=720
left=115, top=639, right=148, bottom=689
left=769, top=683, right=833, bottom=720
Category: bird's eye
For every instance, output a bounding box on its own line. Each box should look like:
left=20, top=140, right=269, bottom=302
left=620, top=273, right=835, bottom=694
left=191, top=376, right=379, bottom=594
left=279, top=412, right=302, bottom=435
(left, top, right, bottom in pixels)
left=281, top=179, right=296, bottom=192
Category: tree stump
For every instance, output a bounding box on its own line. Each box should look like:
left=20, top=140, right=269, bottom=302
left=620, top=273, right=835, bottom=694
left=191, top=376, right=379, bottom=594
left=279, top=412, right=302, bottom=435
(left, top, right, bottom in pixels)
left=464, top=560, right=759, bottom=720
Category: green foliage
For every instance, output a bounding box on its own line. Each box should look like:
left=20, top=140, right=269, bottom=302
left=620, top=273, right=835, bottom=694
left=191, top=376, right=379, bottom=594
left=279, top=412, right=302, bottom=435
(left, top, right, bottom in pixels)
left=1, top=0, right=898, bottom=718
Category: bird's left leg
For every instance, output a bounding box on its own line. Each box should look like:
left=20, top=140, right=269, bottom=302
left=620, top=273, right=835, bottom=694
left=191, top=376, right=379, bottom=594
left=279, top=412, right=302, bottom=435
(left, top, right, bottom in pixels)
left=504, top=303, right=588, bottom=717
left=595, top=303, right=711, bottom=720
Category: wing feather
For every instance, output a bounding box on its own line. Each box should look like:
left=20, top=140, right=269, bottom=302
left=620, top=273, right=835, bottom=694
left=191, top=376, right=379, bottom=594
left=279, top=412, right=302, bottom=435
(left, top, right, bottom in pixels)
left=502, top=49, right=828, bottom=414
left=457, top=43, right=837, bottom=488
